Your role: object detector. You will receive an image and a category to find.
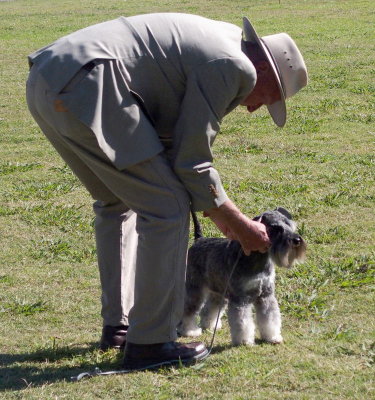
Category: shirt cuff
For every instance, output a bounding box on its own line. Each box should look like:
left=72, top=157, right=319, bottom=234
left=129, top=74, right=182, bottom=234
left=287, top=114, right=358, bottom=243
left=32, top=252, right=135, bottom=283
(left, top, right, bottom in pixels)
left=175, top=163, right=229, bottom=211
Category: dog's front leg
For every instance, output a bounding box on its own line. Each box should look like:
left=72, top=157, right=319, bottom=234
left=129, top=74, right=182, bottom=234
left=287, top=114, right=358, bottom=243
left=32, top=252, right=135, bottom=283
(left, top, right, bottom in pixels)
left=227, top=302, right=255, bottom=346
left=254, top=294, right=283, bottom=344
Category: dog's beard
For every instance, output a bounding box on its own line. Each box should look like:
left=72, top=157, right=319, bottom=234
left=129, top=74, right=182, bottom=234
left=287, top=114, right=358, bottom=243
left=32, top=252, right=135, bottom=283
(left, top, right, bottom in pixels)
left=271, top=240, right=306, bottom=268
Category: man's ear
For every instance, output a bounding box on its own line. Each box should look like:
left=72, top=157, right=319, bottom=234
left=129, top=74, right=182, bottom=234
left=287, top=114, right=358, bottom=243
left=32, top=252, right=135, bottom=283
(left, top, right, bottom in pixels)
left=275, top=207, right=293, bottom=220
left=255, top=60, right=270, bottom=76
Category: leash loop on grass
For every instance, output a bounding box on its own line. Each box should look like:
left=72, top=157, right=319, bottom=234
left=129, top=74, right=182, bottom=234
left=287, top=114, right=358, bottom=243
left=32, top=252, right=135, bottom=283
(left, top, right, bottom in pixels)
left=70, top=248, right=243, bottom=381
left=71, top=367, right=134, bottom=381
left=71, top=368, right=102, bottom=381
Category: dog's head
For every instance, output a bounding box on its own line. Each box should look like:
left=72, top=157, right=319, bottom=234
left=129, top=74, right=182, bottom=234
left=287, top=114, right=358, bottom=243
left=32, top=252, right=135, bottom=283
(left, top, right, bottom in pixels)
left=254, top=207, right=306, bottom=268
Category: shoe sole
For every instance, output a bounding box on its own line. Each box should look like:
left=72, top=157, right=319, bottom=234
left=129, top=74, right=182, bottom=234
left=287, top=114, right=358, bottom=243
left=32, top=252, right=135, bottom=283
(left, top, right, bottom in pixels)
left=100, top=344, right=126, bottom=351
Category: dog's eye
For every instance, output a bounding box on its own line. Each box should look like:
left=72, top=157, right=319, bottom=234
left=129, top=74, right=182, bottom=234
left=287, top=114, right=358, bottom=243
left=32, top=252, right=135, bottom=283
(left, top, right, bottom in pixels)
left=292, top=236, right=302, bottom=245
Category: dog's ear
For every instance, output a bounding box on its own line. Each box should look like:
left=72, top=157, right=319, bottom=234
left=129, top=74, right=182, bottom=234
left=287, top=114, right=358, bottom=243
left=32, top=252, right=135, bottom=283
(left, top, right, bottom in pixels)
left=275, top=207, right=293, bottom=220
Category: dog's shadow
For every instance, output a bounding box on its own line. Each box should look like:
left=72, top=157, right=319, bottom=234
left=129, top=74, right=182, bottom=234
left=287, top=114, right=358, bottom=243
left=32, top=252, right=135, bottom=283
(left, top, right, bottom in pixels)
left=207, top=343, right=232, bottom=355
left=0, top=343, right=122, bottom=391
left=207, top=338, right=278, bottom=355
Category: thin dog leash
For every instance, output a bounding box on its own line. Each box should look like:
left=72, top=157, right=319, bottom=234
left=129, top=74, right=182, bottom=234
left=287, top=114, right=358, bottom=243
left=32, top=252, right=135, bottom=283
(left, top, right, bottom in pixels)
left=70, top=248, right=243, bottom=382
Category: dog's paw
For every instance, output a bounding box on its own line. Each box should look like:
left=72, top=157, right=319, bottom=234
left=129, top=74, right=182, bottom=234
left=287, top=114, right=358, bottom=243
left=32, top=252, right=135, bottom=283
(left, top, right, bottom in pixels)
left=178, top=320, right=202, bottom=337
left=232, top=338, right=255, bottom=346
left=265, top=335, right=283, bottom=344
left=201, top=318, right=222, bottom=331
left=180, top=327, right=202, bottom=337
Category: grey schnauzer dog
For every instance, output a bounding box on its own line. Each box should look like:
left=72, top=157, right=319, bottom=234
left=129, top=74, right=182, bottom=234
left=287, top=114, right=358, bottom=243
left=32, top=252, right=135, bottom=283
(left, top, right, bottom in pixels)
left=178, top=208, right=306, bottom=346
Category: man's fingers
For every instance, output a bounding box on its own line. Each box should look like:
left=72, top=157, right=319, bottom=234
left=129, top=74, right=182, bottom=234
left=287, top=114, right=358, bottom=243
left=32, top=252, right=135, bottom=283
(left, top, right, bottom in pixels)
left=241, top=241, right=270, bottom=255
left=243, top=248, right=251, bottom=256
left=258, top=246, right=270, bottom=254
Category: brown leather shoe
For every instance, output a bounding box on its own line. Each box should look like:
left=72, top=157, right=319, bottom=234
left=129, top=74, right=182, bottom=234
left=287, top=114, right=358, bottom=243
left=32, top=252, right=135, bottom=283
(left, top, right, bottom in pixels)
left=100, top=325, right=128, bottom=351
left=122, top=341, right=209, bottom=371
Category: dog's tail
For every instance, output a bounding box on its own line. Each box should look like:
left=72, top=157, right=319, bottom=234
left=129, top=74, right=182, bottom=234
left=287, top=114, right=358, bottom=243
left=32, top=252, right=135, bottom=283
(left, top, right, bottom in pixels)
left=191, top=211, right=203, bottom=240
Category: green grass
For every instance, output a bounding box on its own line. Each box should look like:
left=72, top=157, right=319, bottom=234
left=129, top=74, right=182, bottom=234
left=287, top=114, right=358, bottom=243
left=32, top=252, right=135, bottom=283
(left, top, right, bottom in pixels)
left=0, top=0, right=374, bottom=398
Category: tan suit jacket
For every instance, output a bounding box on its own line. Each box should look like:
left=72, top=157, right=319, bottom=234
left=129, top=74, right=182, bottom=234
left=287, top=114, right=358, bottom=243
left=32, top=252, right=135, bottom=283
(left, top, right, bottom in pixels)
left=28, top=13, right=257, bottom=211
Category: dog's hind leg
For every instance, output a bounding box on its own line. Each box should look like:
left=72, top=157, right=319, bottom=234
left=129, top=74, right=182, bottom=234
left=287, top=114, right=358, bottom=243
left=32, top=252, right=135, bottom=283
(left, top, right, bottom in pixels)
left=178, top=285, right=207, bottom=337
left=254, top=294, right=283, bottom=344
left=227, top=301, right=255, bottom=346
left=200, top=291, right=227, bottom=331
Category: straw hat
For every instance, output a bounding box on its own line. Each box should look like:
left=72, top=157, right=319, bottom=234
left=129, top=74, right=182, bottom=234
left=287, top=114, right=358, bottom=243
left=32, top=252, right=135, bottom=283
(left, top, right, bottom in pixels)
left=242, top=17, right=308, bottom=127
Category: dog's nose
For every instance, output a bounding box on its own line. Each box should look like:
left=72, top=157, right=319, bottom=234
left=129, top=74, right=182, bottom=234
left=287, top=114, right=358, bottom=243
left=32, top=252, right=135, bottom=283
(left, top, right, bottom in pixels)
left=292, top=236, right=302, bottom=246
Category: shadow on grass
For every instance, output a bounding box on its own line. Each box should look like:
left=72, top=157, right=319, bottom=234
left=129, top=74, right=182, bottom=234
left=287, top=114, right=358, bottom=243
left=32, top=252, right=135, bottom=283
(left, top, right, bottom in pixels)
left=0, top=343, right=123, bottom=391
left=0, top=342, right=232, bottom=391
left=207, top=343, right=232, bottom=355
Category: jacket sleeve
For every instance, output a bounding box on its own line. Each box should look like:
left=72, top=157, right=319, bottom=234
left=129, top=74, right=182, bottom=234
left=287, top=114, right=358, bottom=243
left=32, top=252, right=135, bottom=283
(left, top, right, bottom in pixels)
left=172, top=57, right=257, bottom=211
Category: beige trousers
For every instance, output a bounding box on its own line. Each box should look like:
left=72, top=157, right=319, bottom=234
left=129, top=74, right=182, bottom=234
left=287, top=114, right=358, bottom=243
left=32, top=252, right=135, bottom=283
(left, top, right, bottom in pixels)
left=26, top=65, right=190, bottom=344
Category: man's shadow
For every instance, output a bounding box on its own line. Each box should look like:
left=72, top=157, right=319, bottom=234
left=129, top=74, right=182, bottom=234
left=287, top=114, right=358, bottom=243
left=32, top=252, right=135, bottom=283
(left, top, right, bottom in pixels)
left=0, top=341, right=232, bottom=391
left=0, top=340, right=233, bottom=391
left=0, top=343, right=123, bottom=391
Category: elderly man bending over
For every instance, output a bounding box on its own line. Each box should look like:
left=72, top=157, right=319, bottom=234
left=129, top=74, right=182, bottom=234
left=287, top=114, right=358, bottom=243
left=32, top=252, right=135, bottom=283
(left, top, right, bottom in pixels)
left=26, top=13, right=307, bottom=370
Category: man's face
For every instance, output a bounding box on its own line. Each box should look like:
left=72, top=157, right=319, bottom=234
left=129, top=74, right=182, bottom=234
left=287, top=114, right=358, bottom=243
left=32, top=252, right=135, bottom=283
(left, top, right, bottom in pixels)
left=241, top=61, right=281, bottom=113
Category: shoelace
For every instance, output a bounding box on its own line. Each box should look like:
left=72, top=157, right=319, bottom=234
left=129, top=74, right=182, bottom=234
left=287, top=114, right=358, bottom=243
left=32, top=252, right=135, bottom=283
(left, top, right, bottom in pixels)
left=71, top=249, right=243, bottom=381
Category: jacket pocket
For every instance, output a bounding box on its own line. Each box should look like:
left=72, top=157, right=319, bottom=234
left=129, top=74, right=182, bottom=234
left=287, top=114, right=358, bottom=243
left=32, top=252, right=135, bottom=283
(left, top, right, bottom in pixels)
left=60, top=61, right=96, bottom=94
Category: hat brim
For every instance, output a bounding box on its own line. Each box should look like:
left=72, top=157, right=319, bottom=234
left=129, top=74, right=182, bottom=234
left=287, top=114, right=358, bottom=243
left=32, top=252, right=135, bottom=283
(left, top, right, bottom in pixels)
left=243, top=17, right=287, bottom=127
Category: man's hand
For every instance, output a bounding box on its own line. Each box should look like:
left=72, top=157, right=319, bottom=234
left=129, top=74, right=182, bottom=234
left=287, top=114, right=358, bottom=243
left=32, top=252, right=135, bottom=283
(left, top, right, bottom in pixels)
left=203, top=200, right=270, bottom=255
